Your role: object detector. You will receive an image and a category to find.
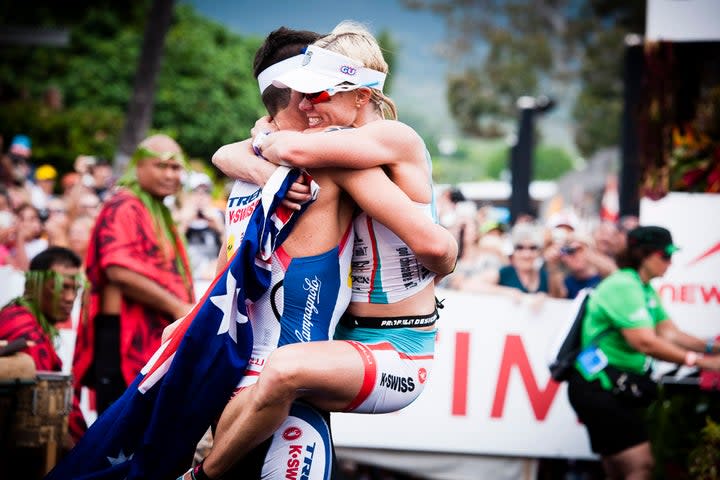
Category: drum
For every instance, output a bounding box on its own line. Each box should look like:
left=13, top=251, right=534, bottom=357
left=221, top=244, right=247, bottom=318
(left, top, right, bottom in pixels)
left=1, top=371, right=72, bottom=448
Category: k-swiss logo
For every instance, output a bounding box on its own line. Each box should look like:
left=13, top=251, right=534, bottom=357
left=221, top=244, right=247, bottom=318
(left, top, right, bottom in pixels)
left=380, top=373, right=415, bottom=393
left=339, top=65, right=357, bottom=75
left=283, top=426, right=302, bottom=441
left=418, top=368, right=427, bottom=384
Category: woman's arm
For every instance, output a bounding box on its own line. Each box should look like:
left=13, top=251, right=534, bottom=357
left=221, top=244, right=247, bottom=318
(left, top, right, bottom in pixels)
left=334, top=167, right=457, bottom=275
left=213, top=140, right=312, bottom=209
left=656, top=319, right=715, bottom=353
left=212, top=139, right=278, bottom=185
left=259, top=120, right=424, bottom=170
left=622, top=322, right=720, bottom=371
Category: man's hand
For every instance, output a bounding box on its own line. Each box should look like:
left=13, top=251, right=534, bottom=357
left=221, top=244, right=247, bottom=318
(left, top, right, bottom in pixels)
left=162, top=318, right=183, bottom=343
left=283, top=177, right=313, bottom=210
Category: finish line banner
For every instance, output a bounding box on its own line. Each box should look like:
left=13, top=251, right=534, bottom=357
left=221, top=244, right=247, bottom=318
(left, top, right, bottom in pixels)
left=333, top=290, right=594, bottom=459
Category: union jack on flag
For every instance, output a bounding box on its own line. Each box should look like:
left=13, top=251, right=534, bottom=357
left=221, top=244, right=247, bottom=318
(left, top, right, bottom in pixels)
left=47, top=167, right=315, bottom=480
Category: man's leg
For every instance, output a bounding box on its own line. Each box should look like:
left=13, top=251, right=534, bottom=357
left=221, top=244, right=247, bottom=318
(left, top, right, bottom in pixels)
left=203, top=341, right=363, bottom=478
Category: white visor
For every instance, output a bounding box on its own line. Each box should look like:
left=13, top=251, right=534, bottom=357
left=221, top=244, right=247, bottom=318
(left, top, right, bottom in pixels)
left=272, top=45, right=386, bottom=93
left=257, top=54, right=304, bottom=94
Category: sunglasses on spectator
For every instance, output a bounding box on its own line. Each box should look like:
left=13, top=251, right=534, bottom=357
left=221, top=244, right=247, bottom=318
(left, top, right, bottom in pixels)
left=303, top=82, right=379, bottom=105
left=514, top=244, right=540, bottom=252
left=560, top=245, right=583, bottom=256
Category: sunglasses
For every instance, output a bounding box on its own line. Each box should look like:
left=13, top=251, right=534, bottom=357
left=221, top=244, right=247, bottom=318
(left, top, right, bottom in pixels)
left=514, top=244, right=539, bottom=252
left=560, top=245, right=582, bottom=256
left=303, top=82, right=378, bottom=105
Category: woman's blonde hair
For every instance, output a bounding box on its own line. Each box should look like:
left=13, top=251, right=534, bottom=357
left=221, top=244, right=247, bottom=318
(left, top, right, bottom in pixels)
left=315, top=21, right=398, bottom=120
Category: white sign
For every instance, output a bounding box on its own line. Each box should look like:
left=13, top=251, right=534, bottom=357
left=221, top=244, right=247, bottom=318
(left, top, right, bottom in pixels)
left=333, top=290, right=596, bottom=459
left=641, top=193, right=720, bottom=339
left=646, top=0, right=720, bottom=42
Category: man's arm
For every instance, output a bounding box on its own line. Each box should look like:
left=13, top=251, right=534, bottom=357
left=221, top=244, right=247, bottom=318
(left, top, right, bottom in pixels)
left=259, top=120, right=423, bottom=170
left=334, top=167, right=457, bottom=275
left=105, top=265, right=193, bottom=319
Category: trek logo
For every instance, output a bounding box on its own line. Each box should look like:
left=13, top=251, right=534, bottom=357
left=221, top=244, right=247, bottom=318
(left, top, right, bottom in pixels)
left=227, top=189, right=261, bottom=208
left=227, top=190, right=261, bottom=225
left=380, top=373, right=415, bottom=393
left=339, top=65, right=357, bottom=76
left=285, top=442, right=316, bottom=480
left=282, top=426, right=302, bottom=441
left=295, top=276, right=321, bottom=342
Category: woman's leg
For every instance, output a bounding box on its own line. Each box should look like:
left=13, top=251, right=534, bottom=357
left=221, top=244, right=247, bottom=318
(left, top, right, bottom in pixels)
left=602, top=442, right=654, bottom=480
left=203, top=340, right=364, bottom=478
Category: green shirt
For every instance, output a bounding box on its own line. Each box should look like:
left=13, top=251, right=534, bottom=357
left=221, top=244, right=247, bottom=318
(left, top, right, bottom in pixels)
left=582, top=268, right=669, bottom=374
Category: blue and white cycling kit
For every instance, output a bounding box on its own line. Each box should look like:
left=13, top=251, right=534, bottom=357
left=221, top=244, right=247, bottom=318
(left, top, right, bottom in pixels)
left=223, top=179, right=350, bottom=479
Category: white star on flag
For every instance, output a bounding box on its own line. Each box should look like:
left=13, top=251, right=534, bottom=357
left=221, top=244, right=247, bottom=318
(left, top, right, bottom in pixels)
left=210, top=268, right=247, bottom=342
left=107, top=449, right=133, bottom=465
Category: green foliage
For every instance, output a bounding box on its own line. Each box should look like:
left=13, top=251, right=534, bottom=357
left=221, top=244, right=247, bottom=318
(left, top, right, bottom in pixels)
left=0, top=3, right=264, bottom=168
left=689, top=417, right=720, bottom=479
left=648, top=386, right=720, bottom=479
left=484, top=143, right=574, bottom=181
left=571, top=26, right=625, bottom=157
left=376, top=29, right=397, bottom=94
left=403, top=0, right=646, bottom=157
left=428, top=137, right=573, bottom=184
left=155, top=5, right=264, bottom=158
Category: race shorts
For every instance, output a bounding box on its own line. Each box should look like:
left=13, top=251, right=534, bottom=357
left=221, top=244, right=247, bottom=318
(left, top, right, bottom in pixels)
left=222, top=400, right=335, bottom=480
left=334, top=323, right=436, bottom=414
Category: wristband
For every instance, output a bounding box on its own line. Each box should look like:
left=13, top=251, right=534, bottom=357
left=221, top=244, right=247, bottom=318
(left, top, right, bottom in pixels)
left=684, top=351, right=700, bottom=367
left=252, top=131, right=270, bottom=158
left=707, top=338, right=716, bottom=354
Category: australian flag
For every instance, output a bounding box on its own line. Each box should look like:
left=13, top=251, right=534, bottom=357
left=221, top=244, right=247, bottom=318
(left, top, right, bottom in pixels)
left=47, top=167, right=315, bottom=480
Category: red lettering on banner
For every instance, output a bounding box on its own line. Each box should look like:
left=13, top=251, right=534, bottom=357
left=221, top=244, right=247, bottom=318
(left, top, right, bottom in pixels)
left=657, top=284, right=720, bottom=305
left=452, top=332, right=470, bottom=416
left=490, top=335, right=560, bottom=421
left=702, top=285, right=720, bottom=303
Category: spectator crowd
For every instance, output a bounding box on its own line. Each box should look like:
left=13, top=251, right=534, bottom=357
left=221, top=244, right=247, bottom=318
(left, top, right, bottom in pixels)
left=437, top=185, right=637, bottom=304
left=0, top=134, right=225, bottom=283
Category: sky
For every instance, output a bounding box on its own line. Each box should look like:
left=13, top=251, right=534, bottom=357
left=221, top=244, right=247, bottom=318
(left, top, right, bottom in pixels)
left=183, top=0, right=576, bottom=151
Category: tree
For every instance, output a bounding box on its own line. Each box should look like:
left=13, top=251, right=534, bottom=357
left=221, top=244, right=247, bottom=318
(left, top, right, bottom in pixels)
left=402, top=0, right=645, bottom=157
left=376, top=29, right=397, bottom=94
left=115, top=0, right=176, bottom=173
left=0, top=3, right=264, bottom=171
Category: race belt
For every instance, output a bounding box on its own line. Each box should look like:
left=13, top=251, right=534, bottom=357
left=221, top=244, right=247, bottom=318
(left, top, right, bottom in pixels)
left=340, top=309, right=439, bottom=329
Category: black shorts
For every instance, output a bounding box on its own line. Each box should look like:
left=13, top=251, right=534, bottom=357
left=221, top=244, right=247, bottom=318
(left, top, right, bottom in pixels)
left=566, top=369, right=649, bottom=456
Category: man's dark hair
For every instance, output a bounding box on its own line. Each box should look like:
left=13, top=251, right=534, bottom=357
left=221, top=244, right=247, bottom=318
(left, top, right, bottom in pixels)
left=253, top=27, right=322, bottom=116
left=30, top=246, right=81, bottom=271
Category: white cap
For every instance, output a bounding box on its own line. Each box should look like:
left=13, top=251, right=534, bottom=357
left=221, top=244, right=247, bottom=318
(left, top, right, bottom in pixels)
left=257, top=54, right=304, bottom=94
left=187, top=171, right=212, bottom=191
left=272, top=45, right=386, bottom=93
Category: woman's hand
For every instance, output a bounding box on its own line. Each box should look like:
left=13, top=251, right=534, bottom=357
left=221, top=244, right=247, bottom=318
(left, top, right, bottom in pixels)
left=698, top=353, right=720, bottom=372
left=250, top=116, right=278, bottom=138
